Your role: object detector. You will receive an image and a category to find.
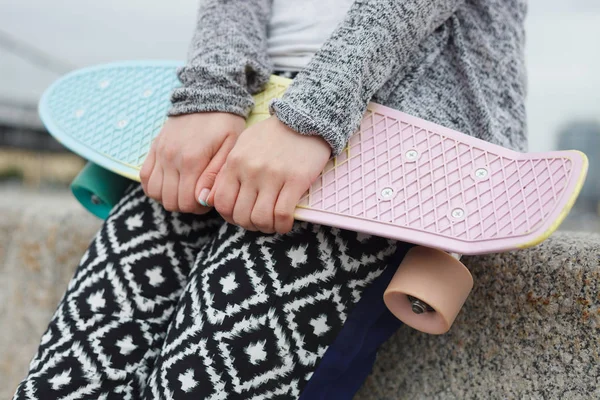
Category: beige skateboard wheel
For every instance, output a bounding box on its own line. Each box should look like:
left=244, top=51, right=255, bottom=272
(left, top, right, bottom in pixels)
left=383, top=246, right=473, bottom=334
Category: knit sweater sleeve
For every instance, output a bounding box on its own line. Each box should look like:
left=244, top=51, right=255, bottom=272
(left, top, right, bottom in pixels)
left=270, top=0, right=465, bottom=155
left=168, top=0, right=273, bottom=119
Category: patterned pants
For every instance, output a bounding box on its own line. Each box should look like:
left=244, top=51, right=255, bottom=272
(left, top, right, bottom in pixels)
left=14, top=184, right=401, bottom=399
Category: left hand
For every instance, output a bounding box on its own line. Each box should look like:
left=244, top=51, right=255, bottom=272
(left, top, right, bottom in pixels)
left=206, top=116, right=331, bottom=234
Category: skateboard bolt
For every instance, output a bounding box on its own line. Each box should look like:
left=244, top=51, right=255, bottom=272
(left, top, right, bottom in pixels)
left=99, top=80, right=110, bottom=89
left=407, top=295, right=434, bottom=314
left=451, top=208, right=465, bottom=219
left=91, top=195, right=103, bottom=205
left=475, top=168, right=488, bottom=179
left=405, top=150, right=419, bottom=161
left=380, top=187, right=394, bottom=199
left=143, top=89, right=153, bottom=98
left=117, top=119, right=129, bottom=128
left=74, top=109, right=85, bottom=118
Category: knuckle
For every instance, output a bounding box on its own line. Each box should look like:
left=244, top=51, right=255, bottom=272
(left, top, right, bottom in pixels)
left=226, top=152, right=244, bottom=167
left=179, top=200, right=196, bottom=214
left=245, top=161, right=265, bottom=178
left=251, top=213, right=271, bottom=230
left=276, top=215, right=295, bottom=234
left=140, top=169, right=150, bottom=183
left=264, top=164, right=284, bottom=180
left=274, top=207, right=292, bottom=221
left=145, top=188, right=159, bottom=201
left=239, top=222, right=256, bottom=232
left=232, top=218, right=245, bottom=230
left=232, top=212, right=253, bottom=231
left=214, top=197, right=233, bottom=218
left=162, top=200, right=178, bottom=212
left=228, top=153, right=256, bottom=174
left=145, top=192, right=161, bottom=205
left=160, top=144, right=178, bottom=162
left=179, top=151, right=199, bottom=169
left=181, top=206, right=195, bottom=214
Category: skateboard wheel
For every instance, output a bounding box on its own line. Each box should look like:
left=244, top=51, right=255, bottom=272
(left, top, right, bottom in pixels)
left=70, top=162, right=131, bottom=219
left=384, top=246, right=473, bottom=334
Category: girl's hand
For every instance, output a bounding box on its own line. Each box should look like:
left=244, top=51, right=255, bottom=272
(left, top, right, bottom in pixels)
left=140, top=112, right=245, bottom=214
left=207, top=116, right=331, bottom=234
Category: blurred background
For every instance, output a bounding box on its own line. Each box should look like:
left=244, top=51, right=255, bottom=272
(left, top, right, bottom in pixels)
left=0, top=0, right=598, bottom=231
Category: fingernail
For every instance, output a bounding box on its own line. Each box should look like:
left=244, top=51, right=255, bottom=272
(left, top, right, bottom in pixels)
left=198, top=188, right=210, bottom=207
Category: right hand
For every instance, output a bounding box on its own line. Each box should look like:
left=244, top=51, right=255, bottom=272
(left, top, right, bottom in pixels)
left=140, top=112, right=246, bottom=214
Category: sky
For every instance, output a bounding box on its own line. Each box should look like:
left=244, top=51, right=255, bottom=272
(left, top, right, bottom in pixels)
left=0, top=0, right=599, bottom=152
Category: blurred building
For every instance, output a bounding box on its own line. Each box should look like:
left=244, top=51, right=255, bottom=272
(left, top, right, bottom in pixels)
left=0, top=100, right=60, bottom=149
left=0, top=101, right=83, bottom=188
left=0, top=27, right=84, bottom=188
left=557, top=121, right=600, bottom=209
left=556, top=120, right=600, bottom=232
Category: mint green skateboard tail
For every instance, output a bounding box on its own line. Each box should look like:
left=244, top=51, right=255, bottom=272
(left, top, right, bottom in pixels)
left=70, top=162, right=131, bottom=219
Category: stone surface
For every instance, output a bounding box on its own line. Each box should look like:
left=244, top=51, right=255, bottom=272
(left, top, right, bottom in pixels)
left=355, top=231, right=600, bottom=400
left=0, top=189, right=101, bottom=396
left=1, top=189, right=598, bottom=398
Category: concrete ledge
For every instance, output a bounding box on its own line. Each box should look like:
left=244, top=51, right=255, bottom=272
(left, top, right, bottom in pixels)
left=1, top=190, right=598, bottom=398
left=356, top=231, right=599, bottom=399
left=0, top=190, right=101, bottom=397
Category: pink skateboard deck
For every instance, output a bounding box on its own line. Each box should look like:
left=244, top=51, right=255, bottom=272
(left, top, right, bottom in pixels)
left=297, top=103, right=587, bottom=254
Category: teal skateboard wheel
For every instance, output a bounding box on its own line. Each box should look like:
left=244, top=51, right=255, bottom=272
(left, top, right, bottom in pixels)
left=70, top=162, right=132, bottom=219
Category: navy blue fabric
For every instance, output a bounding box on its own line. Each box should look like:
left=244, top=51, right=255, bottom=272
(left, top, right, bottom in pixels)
left=299, top=243, right=410, bottom=400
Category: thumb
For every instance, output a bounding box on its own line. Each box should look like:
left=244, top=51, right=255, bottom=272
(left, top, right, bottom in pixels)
left=204, top=171, right=221, bottom=209
left=195, top=139, right=234, bottom=207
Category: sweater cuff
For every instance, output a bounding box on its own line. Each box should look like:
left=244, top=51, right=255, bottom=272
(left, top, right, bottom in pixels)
left=168, top=86, right=254, bottom=118
left=169, top=63, right=261, bottom=118
left=269, top=98, right=347, bottom=156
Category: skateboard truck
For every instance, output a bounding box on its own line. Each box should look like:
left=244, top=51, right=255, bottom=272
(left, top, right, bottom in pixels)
left=407, top=295, right=434, bottom=314
left=90, top=194, right=103, bottom=206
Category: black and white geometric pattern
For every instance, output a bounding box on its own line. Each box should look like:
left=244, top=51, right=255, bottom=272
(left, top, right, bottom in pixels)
left=14, top=184, right=399, bottom=399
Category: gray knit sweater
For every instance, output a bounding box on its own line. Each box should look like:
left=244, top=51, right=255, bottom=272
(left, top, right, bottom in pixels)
left=169, top=0, right=528, bottom=156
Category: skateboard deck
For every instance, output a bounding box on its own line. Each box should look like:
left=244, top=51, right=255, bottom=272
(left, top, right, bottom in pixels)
left=40, top=60, right=588, bottom=255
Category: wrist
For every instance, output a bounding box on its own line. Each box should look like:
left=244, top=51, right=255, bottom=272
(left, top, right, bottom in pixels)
left=272, top=116, right=332, bottom=158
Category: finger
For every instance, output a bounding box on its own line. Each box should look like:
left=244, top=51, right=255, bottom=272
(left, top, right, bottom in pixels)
left=205, top=168, right=223, bottom=208
left=146, top=163, right=164, bottom=203
left=140, top=139, right=157, bottom=194
left=196, top=136, right=236, bottom=208
left=250, top=182, right=283, bottom=234
left=213, top=168, right=240, bottom=225
left=232, top=183, right=259, bottom=231
left=178, top=157, right=209, bottom=214
left=273, top=181, right=307, bottom=234
left=161, top=167, right=180, bottom=212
